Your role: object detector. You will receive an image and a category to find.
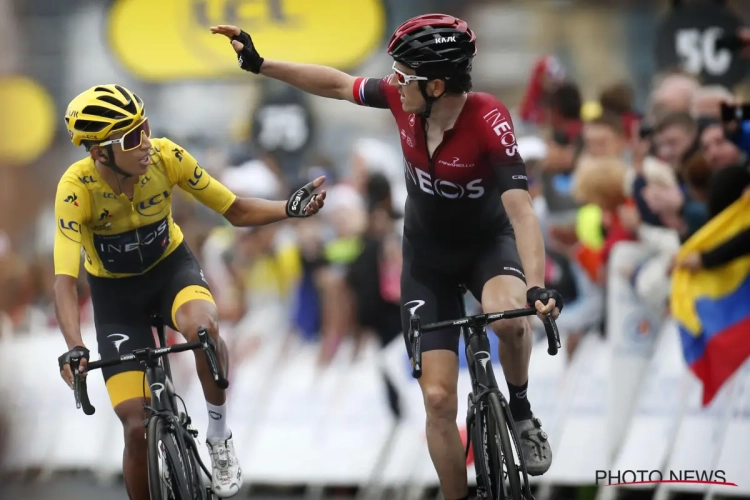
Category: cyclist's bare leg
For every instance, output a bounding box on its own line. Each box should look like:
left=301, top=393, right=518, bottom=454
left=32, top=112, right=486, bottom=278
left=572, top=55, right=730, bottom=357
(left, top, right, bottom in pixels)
left=114, top=398, right=150, bottom=500
left=174, top=299, right=227, bottom=406
left=175, top=298, right=243, bottom=497
left=481, top=275, right=531, bottom=387
left=417, top=350, right=467, bottom=500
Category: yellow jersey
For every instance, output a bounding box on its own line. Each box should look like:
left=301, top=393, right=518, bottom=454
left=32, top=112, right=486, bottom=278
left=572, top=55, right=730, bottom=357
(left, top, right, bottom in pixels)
left=54, top=137, right=236, bottom=278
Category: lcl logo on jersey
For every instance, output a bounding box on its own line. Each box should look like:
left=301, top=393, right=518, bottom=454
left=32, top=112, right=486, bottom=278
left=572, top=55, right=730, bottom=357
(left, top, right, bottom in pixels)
left=483, top=108, right=519, bottom=157
left=404, top=159, right=484, bottom=199
left=136, top=190, right=171, bottom=217
left=188, top=164, right=211, bottom=191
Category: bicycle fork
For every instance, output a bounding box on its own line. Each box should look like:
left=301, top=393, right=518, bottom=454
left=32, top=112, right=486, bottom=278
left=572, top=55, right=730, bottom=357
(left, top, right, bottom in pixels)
left=465, top=325, right=499, bottom=498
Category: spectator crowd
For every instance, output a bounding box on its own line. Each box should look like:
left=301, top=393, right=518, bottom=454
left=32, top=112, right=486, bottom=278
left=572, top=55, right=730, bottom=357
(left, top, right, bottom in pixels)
left=1, top=54, right=749, bottom=384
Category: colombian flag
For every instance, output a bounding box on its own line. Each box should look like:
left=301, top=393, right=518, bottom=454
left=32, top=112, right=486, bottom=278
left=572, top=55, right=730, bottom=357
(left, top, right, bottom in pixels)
left=670, top=194, right=750, bottom=406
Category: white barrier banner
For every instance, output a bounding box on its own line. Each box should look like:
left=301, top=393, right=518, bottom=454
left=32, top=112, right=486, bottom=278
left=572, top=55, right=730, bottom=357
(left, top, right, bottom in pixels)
left=605, top=242, right=663, bottom=462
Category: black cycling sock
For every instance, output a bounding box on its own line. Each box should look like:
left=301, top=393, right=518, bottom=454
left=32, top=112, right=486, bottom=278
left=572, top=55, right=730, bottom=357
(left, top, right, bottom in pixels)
left=507, top=380, right=532, bottom=421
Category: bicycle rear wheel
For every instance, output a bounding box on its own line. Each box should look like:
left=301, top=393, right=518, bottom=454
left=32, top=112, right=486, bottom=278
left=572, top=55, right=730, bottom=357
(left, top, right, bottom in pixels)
left=472, top=392, right=523, bottom=500
left=147, top=415, right=198, bottom=499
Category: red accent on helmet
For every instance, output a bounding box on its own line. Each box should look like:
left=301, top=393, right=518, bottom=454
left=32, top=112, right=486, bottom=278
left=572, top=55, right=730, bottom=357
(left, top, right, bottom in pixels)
left=387, top=13, right=477, bottom=72
left=388, top=14, right=475, bottom=53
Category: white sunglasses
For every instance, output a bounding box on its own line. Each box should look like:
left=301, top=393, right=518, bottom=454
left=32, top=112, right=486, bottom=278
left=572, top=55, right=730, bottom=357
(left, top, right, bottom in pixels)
left=391, top=62, right=429, bottom=86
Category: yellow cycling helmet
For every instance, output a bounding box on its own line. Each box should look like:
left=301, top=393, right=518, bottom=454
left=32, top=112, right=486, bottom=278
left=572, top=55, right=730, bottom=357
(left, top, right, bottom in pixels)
left=64, top=84, right=145, bottom=147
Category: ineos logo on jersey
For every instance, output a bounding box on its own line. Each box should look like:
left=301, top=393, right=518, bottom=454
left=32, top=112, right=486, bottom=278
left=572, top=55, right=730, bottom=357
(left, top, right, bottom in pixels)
left=98, top=219, right=169, bottom=255
left=483, top=108, right=519, bottom=157
left=411, top=167, right=485, bottom=199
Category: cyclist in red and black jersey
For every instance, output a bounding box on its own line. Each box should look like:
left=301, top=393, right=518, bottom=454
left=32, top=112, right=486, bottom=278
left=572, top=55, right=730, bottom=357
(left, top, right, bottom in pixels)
left=212, top=14, right=562, bottom=498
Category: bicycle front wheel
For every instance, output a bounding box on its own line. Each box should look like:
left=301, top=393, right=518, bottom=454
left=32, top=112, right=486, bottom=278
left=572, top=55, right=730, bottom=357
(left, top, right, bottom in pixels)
left=483, top=392, right=523, bottom=500
left=147, top=416, right=196, bottom=500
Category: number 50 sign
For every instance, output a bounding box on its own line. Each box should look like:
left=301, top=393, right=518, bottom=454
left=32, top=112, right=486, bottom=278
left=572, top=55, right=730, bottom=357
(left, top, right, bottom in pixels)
left=655, top=1, right=745, bottom=88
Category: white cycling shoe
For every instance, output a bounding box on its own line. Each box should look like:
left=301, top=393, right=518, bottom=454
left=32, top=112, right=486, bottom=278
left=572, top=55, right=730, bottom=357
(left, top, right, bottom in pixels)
left=206, top=434, right=243, bottom=498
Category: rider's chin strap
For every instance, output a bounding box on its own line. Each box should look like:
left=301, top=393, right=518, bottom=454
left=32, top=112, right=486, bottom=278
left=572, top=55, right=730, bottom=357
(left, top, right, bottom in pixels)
left=417, top=79, right=445, bottom=119
left=101, top=144, right=133, bottom=179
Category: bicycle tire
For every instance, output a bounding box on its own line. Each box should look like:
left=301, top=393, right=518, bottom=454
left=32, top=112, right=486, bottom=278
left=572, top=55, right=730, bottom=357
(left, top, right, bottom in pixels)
left=147, top=416, right=197, bottom=500
left=473, top=392, right=523, bottom=500
left=488, top=392, right=523, bottom=500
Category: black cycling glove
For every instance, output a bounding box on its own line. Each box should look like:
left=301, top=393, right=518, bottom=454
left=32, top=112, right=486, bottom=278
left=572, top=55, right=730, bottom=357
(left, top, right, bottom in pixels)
left=286, top=181, right=321, bottom=218
left=58, top=346, right=90, bottom=372
left=526, top=286, right=564, bottom=313
left=231, top=30, right=264, bottom=74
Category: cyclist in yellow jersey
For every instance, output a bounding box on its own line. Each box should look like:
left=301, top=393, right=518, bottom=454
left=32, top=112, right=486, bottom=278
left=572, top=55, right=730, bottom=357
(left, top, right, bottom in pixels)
left=55, top=84, right=326, bottom=499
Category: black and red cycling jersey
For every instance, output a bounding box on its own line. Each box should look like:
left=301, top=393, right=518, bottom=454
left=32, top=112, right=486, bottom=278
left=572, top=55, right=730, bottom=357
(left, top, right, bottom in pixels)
left=352, top=77, right=528, bottom=242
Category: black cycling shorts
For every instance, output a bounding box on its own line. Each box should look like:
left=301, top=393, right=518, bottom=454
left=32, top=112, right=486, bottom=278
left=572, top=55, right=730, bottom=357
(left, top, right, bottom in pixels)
left=400, top=231, right=525, bottom=356
left=87, top=242, right=215, bottom=408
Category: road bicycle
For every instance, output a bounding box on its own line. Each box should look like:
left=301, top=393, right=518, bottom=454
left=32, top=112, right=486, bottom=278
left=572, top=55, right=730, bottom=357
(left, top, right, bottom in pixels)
left=408, top=286, right=561, bottom=500
left=69, top=315, right=228, bottom=499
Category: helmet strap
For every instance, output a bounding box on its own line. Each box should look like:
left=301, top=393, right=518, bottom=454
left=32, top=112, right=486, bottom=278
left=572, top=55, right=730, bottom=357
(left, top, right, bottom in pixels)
left=102, top=144, right=133, bottom=179
left=95, top=144, right=133, bottom=183
left=417, top=80, right=445, bottom=119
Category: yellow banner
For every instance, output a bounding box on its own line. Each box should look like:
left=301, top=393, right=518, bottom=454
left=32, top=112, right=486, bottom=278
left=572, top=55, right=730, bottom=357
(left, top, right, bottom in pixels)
left=108, top=0, right=385, bottom=82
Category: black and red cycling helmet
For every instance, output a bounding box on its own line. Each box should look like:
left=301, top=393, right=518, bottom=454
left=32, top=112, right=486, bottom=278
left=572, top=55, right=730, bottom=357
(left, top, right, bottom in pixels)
left=387, top=13, right=477, bottom=76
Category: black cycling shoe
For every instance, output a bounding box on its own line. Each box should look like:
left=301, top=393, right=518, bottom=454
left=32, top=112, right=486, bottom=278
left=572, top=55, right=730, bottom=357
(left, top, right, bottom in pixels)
left=514, top=415, right=552, bottom=476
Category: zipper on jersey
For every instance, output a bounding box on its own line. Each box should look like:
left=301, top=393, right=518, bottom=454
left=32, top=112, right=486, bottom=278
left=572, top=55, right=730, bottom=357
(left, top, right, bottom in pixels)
left=423, top=121, right=448, bottom=179
left=130, top=202, right=145, bottom=271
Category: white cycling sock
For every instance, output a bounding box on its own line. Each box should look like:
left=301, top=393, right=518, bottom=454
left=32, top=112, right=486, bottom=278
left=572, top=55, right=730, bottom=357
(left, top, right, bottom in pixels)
left=206, top=401, right=231, bottom=441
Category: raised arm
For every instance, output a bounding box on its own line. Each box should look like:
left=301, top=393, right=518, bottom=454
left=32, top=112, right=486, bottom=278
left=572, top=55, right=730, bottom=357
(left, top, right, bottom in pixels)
left=165, top=138, right=326, bottom=226
left=210, top=25, right=357, bottom=102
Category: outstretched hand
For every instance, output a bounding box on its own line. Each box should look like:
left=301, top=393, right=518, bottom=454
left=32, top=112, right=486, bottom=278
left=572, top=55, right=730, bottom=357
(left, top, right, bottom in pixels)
left=210, top=25, right=244, bottom=52
left=210, top=25, right=265, bottom=73
left=303, top=176, right=327, bottom=216
left=287, top=176, right=327, bottom=218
